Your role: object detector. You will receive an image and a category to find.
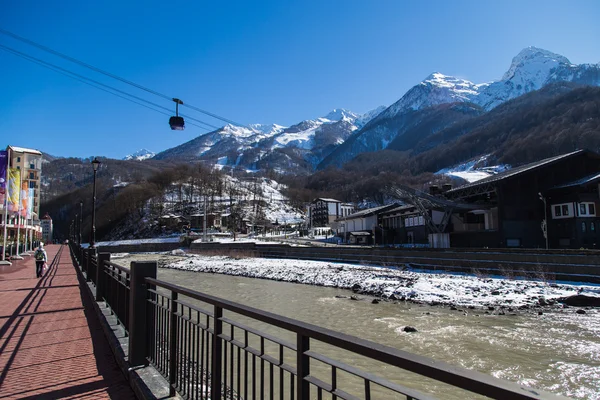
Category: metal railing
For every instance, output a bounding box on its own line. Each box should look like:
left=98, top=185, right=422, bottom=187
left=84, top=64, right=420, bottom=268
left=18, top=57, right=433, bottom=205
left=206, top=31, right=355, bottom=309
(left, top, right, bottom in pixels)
left=69, top=242, right=131, bottom=335
left=67, top=243, right=564, bottom=400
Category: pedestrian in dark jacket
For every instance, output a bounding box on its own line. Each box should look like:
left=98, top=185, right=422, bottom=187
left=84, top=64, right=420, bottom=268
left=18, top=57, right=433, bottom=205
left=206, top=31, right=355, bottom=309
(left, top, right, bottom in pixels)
left=34, top=243, right=48, bottom=278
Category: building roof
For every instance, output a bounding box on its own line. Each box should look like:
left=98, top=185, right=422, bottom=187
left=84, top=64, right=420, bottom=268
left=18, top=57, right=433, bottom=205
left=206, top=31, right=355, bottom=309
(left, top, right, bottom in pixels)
left=380, top=204, right=417, bottom=215
left=446, top=150, right=589, bottom=194
left=342, top=204, right=397, bottom=220
left=314, top=197, right=341, bottom=203
left=350, top=231, right=371, bottom=236
left=8, top=146, right=42, bottom=155
left=551, top=172, right=600, bottom=190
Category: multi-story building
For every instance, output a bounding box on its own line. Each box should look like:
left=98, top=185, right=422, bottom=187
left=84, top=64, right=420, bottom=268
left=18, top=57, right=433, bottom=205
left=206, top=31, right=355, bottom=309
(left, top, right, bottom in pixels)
left=41, top=213, right=53, bottom=244
left=308, top=198, right=355, bottom=228
left=1, top=146, right=43, bottom=252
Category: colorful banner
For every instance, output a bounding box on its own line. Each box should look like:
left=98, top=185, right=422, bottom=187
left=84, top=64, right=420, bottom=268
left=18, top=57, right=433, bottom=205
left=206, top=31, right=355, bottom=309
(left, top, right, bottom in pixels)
left=0, top=150, right=7, bottom=193
left=21, top=181, right=28, bottom=217
left=7, top=168, right=20, bottom=213
left=28, top=188, right=34, bottom=218
left=0, top=150, right=7, bottom=207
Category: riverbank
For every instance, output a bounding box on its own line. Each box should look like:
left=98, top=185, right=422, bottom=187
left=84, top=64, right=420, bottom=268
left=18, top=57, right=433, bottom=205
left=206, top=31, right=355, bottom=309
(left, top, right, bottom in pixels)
left=125, top=251, right=600, bottom=312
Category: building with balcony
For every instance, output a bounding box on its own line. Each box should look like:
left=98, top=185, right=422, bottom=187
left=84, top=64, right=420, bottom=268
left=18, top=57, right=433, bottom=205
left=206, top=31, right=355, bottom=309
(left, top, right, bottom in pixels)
left=1, top=146, right=44, bottom=252
left=308, top=198, right=355, bottom=228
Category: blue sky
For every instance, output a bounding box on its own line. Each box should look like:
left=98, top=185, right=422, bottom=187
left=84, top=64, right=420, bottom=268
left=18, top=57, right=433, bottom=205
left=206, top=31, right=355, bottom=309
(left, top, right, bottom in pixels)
left=1, top=0, right=599, bottom=159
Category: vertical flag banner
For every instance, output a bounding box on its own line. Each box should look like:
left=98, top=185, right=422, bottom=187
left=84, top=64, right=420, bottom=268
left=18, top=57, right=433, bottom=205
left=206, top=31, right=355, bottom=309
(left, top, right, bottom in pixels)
left=7, top=168, right=21, bottom=213
left=28, top=188, right=34, bottom=218
left=0, top=150, right=7, bottom=208
left=21, top=181, right=28, bottom=217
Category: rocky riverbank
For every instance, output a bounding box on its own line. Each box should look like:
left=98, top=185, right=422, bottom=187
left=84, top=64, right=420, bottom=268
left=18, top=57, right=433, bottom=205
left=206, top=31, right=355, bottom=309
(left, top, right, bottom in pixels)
left=155, top=252, right=600, bottom=312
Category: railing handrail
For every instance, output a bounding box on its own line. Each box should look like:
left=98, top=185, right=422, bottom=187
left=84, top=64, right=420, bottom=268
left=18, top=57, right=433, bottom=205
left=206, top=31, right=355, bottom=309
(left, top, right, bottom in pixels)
left=144, top=277, right=561, bottom=400
left=103, top=260, right=131, bottom=274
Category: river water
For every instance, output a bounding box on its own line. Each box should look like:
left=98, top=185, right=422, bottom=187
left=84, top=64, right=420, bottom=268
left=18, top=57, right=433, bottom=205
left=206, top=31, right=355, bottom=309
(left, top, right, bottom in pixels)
left=112, top=251, right=599, bottom=399
left=147, top=265, right=600, bottom=400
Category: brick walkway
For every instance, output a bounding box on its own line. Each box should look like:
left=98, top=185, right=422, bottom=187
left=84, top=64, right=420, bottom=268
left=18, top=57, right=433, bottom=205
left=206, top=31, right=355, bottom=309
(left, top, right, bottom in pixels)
left=0, top=244, right=135, bottom=399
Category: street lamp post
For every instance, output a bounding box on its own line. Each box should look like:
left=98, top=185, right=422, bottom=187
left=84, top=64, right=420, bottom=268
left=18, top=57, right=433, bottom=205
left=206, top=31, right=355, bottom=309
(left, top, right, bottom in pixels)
left=79, top=200, right=83, bottom=245
left=91, top=157, right=101, bottom=248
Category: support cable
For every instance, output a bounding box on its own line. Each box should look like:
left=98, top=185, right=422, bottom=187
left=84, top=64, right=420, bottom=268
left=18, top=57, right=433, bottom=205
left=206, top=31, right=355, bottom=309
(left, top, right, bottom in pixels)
left=0, top=44, right=218, bottom=130
left=0, top=27, right=245, bottom=127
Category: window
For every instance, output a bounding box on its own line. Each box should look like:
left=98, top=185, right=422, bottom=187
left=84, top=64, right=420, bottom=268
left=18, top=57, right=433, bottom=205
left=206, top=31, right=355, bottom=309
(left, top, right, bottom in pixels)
left=554, top=205, right=562, bottom=216
left=562, top=205, right=569, bottom=216
left=589, top=203, right=596, bottom=215
left=580, top=204, right=587, bottom=215
left=582, top=222, right=587, bottom=233
left=418, top=216, right=424, bottom=225
left=29, top=172, right=34, bottom=179
left=17, top=157, right=20, bottom=162
left=591, top=222, right=596, bottom=232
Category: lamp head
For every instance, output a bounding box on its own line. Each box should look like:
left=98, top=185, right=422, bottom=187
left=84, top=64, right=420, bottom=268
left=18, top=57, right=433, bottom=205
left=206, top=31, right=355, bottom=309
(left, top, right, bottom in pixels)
left=91, top=157, right=101, bottom=171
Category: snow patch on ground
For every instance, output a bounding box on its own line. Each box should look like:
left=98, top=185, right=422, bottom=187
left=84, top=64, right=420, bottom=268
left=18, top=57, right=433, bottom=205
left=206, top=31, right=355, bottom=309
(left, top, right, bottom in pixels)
left=163, top=254, right=600, bottom=310
left=436, top=155, right=511, bottom=183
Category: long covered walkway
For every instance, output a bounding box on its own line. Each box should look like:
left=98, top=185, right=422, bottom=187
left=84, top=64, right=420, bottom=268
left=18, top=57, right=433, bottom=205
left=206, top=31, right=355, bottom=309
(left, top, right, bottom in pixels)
left=0, top=244, right=134, bottom=399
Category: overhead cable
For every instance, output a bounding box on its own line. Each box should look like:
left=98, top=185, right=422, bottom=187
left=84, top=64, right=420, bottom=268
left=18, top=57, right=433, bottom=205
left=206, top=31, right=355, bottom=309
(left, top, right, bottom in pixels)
left=0, top=27, right=245, bottom=127
left=0, top=44, right=219, bottom=130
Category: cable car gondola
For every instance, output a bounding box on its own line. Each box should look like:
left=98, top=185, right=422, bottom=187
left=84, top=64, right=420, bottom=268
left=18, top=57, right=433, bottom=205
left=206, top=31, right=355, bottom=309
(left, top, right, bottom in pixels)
left=169, top=98, right=185, bottom=130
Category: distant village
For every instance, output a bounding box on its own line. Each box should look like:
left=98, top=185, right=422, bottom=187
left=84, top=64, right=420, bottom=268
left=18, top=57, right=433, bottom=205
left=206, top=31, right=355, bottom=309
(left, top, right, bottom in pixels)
left=156, top=150, right=600, bottom=250
left=3, top=148, right=599, bottom=252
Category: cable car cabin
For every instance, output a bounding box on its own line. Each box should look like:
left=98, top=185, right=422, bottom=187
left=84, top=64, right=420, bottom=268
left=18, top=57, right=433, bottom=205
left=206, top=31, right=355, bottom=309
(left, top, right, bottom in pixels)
left=169, top=116, right=185, bottom=130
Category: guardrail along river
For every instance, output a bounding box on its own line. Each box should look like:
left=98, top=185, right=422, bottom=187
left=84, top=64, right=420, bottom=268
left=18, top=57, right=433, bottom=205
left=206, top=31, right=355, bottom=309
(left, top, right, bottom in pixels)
left=117, top=255, right=599, bottom=399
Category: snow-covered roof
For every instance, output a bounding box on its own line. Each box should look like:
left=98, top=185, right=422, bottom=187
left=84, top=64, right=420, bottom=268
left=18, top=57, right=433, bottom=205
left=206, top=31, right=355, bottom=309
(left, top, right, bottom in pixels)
left=551, top=172, right=600, bottom=190
left=380, top=204, right=417, bottom=215
left=447, top=150, right=591, bottom=194
left=314, top=197, right=341, bottom=203
left=8, top=146, right=42, bottom=155
left=350, top=231, right=371, bottom=236
left=342, top=204, right=397, bottom=220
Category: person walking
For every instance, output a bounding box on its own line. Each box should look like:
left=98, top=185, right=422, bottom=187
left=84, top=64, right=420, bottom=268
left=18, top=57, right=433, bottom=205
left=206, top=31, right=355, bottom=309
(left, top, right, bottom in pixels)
left=34, top=243, right=48, bottom=278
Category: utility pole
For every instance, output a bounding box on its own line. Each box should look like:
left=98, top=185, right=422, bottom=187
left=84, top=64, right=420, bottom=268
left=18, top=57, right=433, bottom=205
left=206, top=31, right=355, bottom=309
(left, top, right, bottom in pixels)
left=203, top=194, right=207, bottom=242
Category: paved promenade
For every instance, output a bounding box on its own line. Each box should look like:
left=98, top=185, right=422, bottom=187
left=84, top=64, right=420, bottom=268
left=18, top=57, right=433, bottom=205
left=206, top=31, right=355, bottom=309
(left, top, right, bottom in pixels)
left=0, top=244, right=135, bottom=399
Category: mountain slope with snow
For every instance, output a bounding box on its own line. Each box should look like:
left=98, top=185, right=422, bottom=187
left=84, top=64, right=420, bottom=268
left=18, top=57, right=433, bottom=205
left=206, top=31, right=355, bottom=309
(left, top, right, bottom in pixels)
left=153, top=107, right=385, bottom=173
left=318, top=47, right=600, bottom=169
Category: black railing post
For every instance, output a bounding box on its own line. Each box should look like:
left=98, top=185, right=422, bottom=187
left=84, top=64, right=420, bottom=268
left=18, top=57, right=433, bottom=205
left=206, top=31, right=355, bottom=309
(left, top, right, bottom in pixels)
left=169, top=290, right=179, bottom=397
left=86, top=248, right=95, bottom=282
left=297, top=333, right=310, bottom=400
left=96, top=253, right=110, bottom=302
left=83, top=248, right=88, bottom=275
left=128, top=261, right=157, bottom=367
left=211, top=305, right=223, bottom=400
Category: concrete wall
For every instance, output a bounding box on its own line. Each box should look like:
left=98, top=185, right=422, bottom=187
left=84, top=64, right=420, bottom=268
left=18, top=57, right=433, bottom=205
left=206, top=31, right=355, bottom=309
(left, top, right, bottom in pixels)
left=192, top=242, right=600, bottom=283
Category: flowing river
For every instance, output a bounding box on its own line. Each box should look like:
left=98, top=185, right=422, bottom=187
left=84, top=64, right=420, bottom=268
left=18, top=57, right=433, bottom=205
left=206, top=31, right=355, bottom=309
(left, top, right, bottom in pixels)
left=114, top=253, right=599, bottom=399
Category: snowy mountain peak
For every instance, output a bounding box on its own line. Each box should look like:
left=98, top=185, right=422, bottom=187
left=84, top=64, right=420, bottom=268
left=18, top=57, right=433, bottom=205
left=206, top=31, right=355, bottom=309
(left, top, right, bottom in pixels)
left=422, top=72, right=479, bottom=95
left=502, top=46, right=572, bottom=81
left=248, top=123, right=286, bottom=135
left=124, top=148, right=155, bottom=161
left=323, top=108, right=359, bottom=122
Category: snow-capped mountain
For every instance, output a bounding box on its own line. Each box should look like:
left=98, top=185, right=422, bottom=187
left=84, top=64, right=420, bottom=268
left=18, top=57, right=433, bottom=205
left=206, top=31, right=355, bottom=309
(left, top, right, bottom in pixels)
left=153, top=107, right=385, bottom=172
left=381, top=73, right=483, bottom=119
left=379, top=47, right=599, bottom=121
left=152, top=47, right=598, bottom=174
left=319, top=47, right=600, bottom=169
left=475, top=47, right=600, bottom=109
left=124, top=149, right=155, bottom=161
